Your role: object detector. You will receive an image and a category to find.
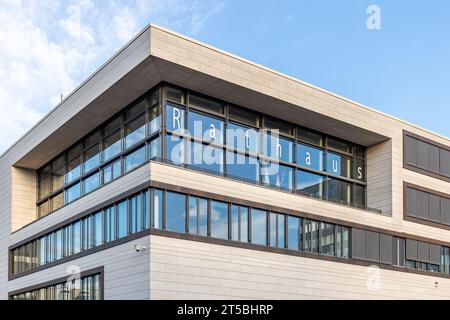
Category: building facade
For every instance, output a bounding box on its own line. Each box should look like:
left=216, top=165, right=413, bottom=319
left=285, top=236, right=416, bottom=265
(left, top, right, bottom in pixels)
left=1, top=24, right=450, bottom=300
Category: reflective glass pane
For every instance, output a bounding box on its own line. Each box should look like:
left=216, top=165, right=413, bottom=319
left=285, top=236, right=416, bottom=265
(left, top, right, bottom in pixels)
left=189, top=141, right=224, bottom=174
left=73, top=221, right=81, bottom=254
left=84, top=172, right=100, bottom=194
left=148, top=106, right=161, bottom=136
left=84, top=144, right=100, bottom=173
left=296, top=170, right=324, bottom=199
left=327, top=178, right=352, bottom=205
left=188, top=111, right=224, bottom=144
left=124, top=115, right=145, bottom=148
left=153, top=189, right=163, bottom=229
left=166, top=105, right=185, bottom=132
left=353, top=158, right=365, bottom=181
left=288, top=216, right=301, bottom=250
left=226, top=122, right=259, bottom=154
left=210, top=200, right=228, bottom=240
left=296, top=143, right=323, bottom=171
left=226, top=152, right=259, bottom=183
left=149, top=136, right=161, bottom=160
left=326, top=152, right=351, bottom=178
left=103, top=159, right=121, bottom=184
left=125, top=146, right=145, bottom=172
left=297, top=128, right=323, bottom=146
left=320, top=222, right=335, bottom=256
left=228, top=105, right=259, bottom=127
left=166, top=192, right=186, bottom=233
left=251, top=209, right=267, bottom=246
left=118, top=201, right=128, bottom=238
left=189, top=93, right=222, bottom=114
left=166, top=134, right=185, bottom=165
left=52, top=192, right=64, bottom=211
left=167, top=87, right=185, bottom=104
left=260, top=162, right=293, bottom=191
left=65, top=183, right=81, bottom=203
left=103, top=131, right=121, bottom=162
left=188, top=196, right=208, bottom=236
left=94, top=211, right=103, bottom=246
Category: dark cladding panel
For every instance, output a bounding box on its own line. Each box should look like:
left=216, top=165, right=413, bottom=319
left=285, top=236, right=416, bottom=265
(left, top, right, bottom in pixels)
left=352, top=228, right=366, bottom=261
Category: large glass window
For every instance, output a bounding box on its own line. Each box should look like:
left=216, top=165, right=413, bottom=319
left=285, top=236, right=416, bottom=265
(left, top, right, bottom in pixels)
left=326, top=152, right=351, bottom=178
left=124, top=146, right=146, bottom=172
left=189, top=141, right=224, bottom=174
left=327, top=178, right=352, bottom=205
left=103, top=130, right=121, bottom=162
left=165, top=192, right=186, bottom=233
left=296, top=170, right=324, bottom=199
left=231, top=205, right=248, bottom=242
left=124, top=114, right=145, bottom=148
left=226, top=152, right=259, bottom=183
left=251, top=209, right=267, bottom=246
left=130, top=194, right=143, bottom=234
left=72, top=221, right=81, bottom=254
left=297, top=143, right=323, bottom=171
left=65, top=183, right=81, bottom=203
left=104, top=206, right=116, bottom=243
left=210, top=200, right=228, bottom=240
left=166, top=134, right=185, bottom=165
left=166, top=105, right=185, bottom=132
left=84, top=172, right=100, bottom=194
left=303, top=219, right=319, bottom=253
left=260, top=162, right=293, bottom=191
left=117, top=201, right=128, bottom=238
left=153, top=189, right=163, bottom=229
left=263, top=133, right=293, bottom=163
left=94, top=211, right=103, bottom=247
left=189, top=196, right=208, bottom=236
left=189, top=93, right=223, bottom=114
left=288, top=216, right=302, bottom=250
left=66, top=144, right=82, bottom=183
left=188, top=111, right=224, bottom=144
left=320, top=222, right=335, bottom=256
left=226, top=122, right=259, bottom=154
left=51, top=155, right=65, bottom=191
left=148, top=106, right=161, bottom=136
left=102, top=160, right=121, bottom=184
left=269, top=212, right=285, bottom=248
left=84, top=144, right=100, bottom=173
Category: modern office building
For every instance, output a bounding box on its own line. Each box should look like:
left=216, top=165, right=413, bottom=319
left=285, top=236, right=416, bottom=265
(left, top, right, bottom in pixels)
left=1, top=23, right=450, bottom=300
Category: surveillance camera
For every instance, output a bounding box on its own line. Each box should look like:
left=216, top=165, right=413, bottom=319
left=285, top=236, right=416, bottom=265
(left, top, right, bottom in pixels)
left=134, top=244, right=146, bottom=252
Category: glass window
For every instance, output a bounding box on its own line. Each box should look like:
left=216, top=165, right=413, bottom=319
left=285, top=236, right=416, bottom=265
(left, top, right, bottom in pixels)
left=152, top=189, right=163, bottom=229
left=189, top=196, right=208, bottom=236
left=125, top=146, right=146, bottom=172
left=165, top=192, right=186, bottom=233
left=269, top=212, right=285, bottom=248
left=167, top=87, right=185, bottom=104
left=103, top=130, right=121, bottom=162
left=103, top=159, right=121, bottom=184
left=149, top=136, right=161, bottom=160
left=38, top=201, right=50, bottom=218
left=51, top=155, right=65, bottom=191
left=144, top=190, right=151, bottom=230
left=355, top=184, right=366, bottom=208
left=84, top=172, right=100, bottom=194
left=94, top=211, right=103, bottom=247
left=260, top=162, right=293, bottom=191
left=189, top=93, right=223, bottom=114
left=63, top=225, right=72, bottom=257
left=66, top=144, right=82, bottom=183
left=263, top=133, right=293, bottom=163
left=231, top=205, right=249, bottom=242
left=118, top=201, right=128, bottom=238
left=82, top=216, right=90, bottom=251
left=327, top=137, right=352, bottom=154
left=288, top=216, right=302, bottom=250
left=342, top=226, right=350, bottom=258
left=327, top=178, right=353, bottom=205
left=104, top=206, right=116, bottom=242
left=125, top=100, right=146, bottom=120
left=52, top=192, right=64, bottom=211
left=355, top=146, right=365, bottom=158
left=39, top=237, right=46, bottom=266
left=296, top=170, right=324, bottom=199
left=148, top=105, right=161, bottom=136
left=251, top=209, right=267, bottom=246
left=296, top=143, right=323, bottom=171
left=320, top=222, right=335, bottom=256
left=326, top=152, right=351, bottom=178
left=264, top=117, right=293, bottom=136
left=166, top=134, right=185, bottom=165
left=131, top=194, right=143, bottom=234
left=84, top=144, right=100, bottom=173
left=297, top=128, right=323, bottom=146
left=210, top=200, right=228, bottom=240
left=226, top=152, right=259, bottom=183
left=166, top=104, right=185, bottom=132
left=104, top=116, right=121, bottom=136
left=303, top=219, right=319, bottom=253
left=124, top=114, right=145, bottom=148
left=65, top=182, right=81, bottom=203
left=188, top=111, right=224, bottom=144
left=189, top=141, right=224, bottom=174
left=226, top=122, right=259, bottom=154
left=38, top=166, right=51, bottom=199
left=72, top=221, right=81, bottom=254
left=228, top=105, right=259, bottom=127
left=55, top=229, right=62, bottom=260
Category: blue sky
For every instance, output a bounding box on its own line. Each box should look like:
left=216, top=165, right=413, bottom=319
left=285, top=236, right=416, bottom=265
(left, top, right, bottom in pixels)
left=0, top=0, right=449, bottom=152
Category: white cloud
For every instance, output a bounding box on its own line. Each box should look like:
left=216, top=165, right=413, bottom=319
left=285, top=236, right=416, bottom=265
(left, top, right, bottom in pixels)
left=0, top=0, right=226, bottom=154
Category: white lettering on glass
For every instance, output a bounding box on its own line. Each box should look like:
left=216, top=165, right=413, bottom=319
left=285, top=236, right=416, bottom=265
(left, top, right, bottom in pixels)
left=172, top=108, right=181, bottom=130
left=277, top=143, right=282, bottom=158
left=305, top=152, right=311, bottom=166
left=209, top=124, right=216, bottom=141
left=245, top=131, right=250, bottom=149
left=357, top=166, right=363, bottom=179
left=332, top=160, right=338, bottom=173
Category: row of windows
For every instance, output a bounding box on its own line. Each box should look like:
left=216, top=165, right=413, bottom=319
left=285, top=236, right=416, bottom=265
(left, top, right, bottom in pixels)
left=405, top=133, right=450, bottom=179
left=37, top=88, right=161, bottom=205
left=166, top=134, right=366, bottom=208
left=37, top=84, right=371, bottom=218
left=12, top=186, right=450, bottom=278
left=405, top=186, right=450, bottom=226
left=13, top=187, right=352, bottom=276
left=165, top=104, right=366, bottom=182
left=10, top=273, right=101, bottom=300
